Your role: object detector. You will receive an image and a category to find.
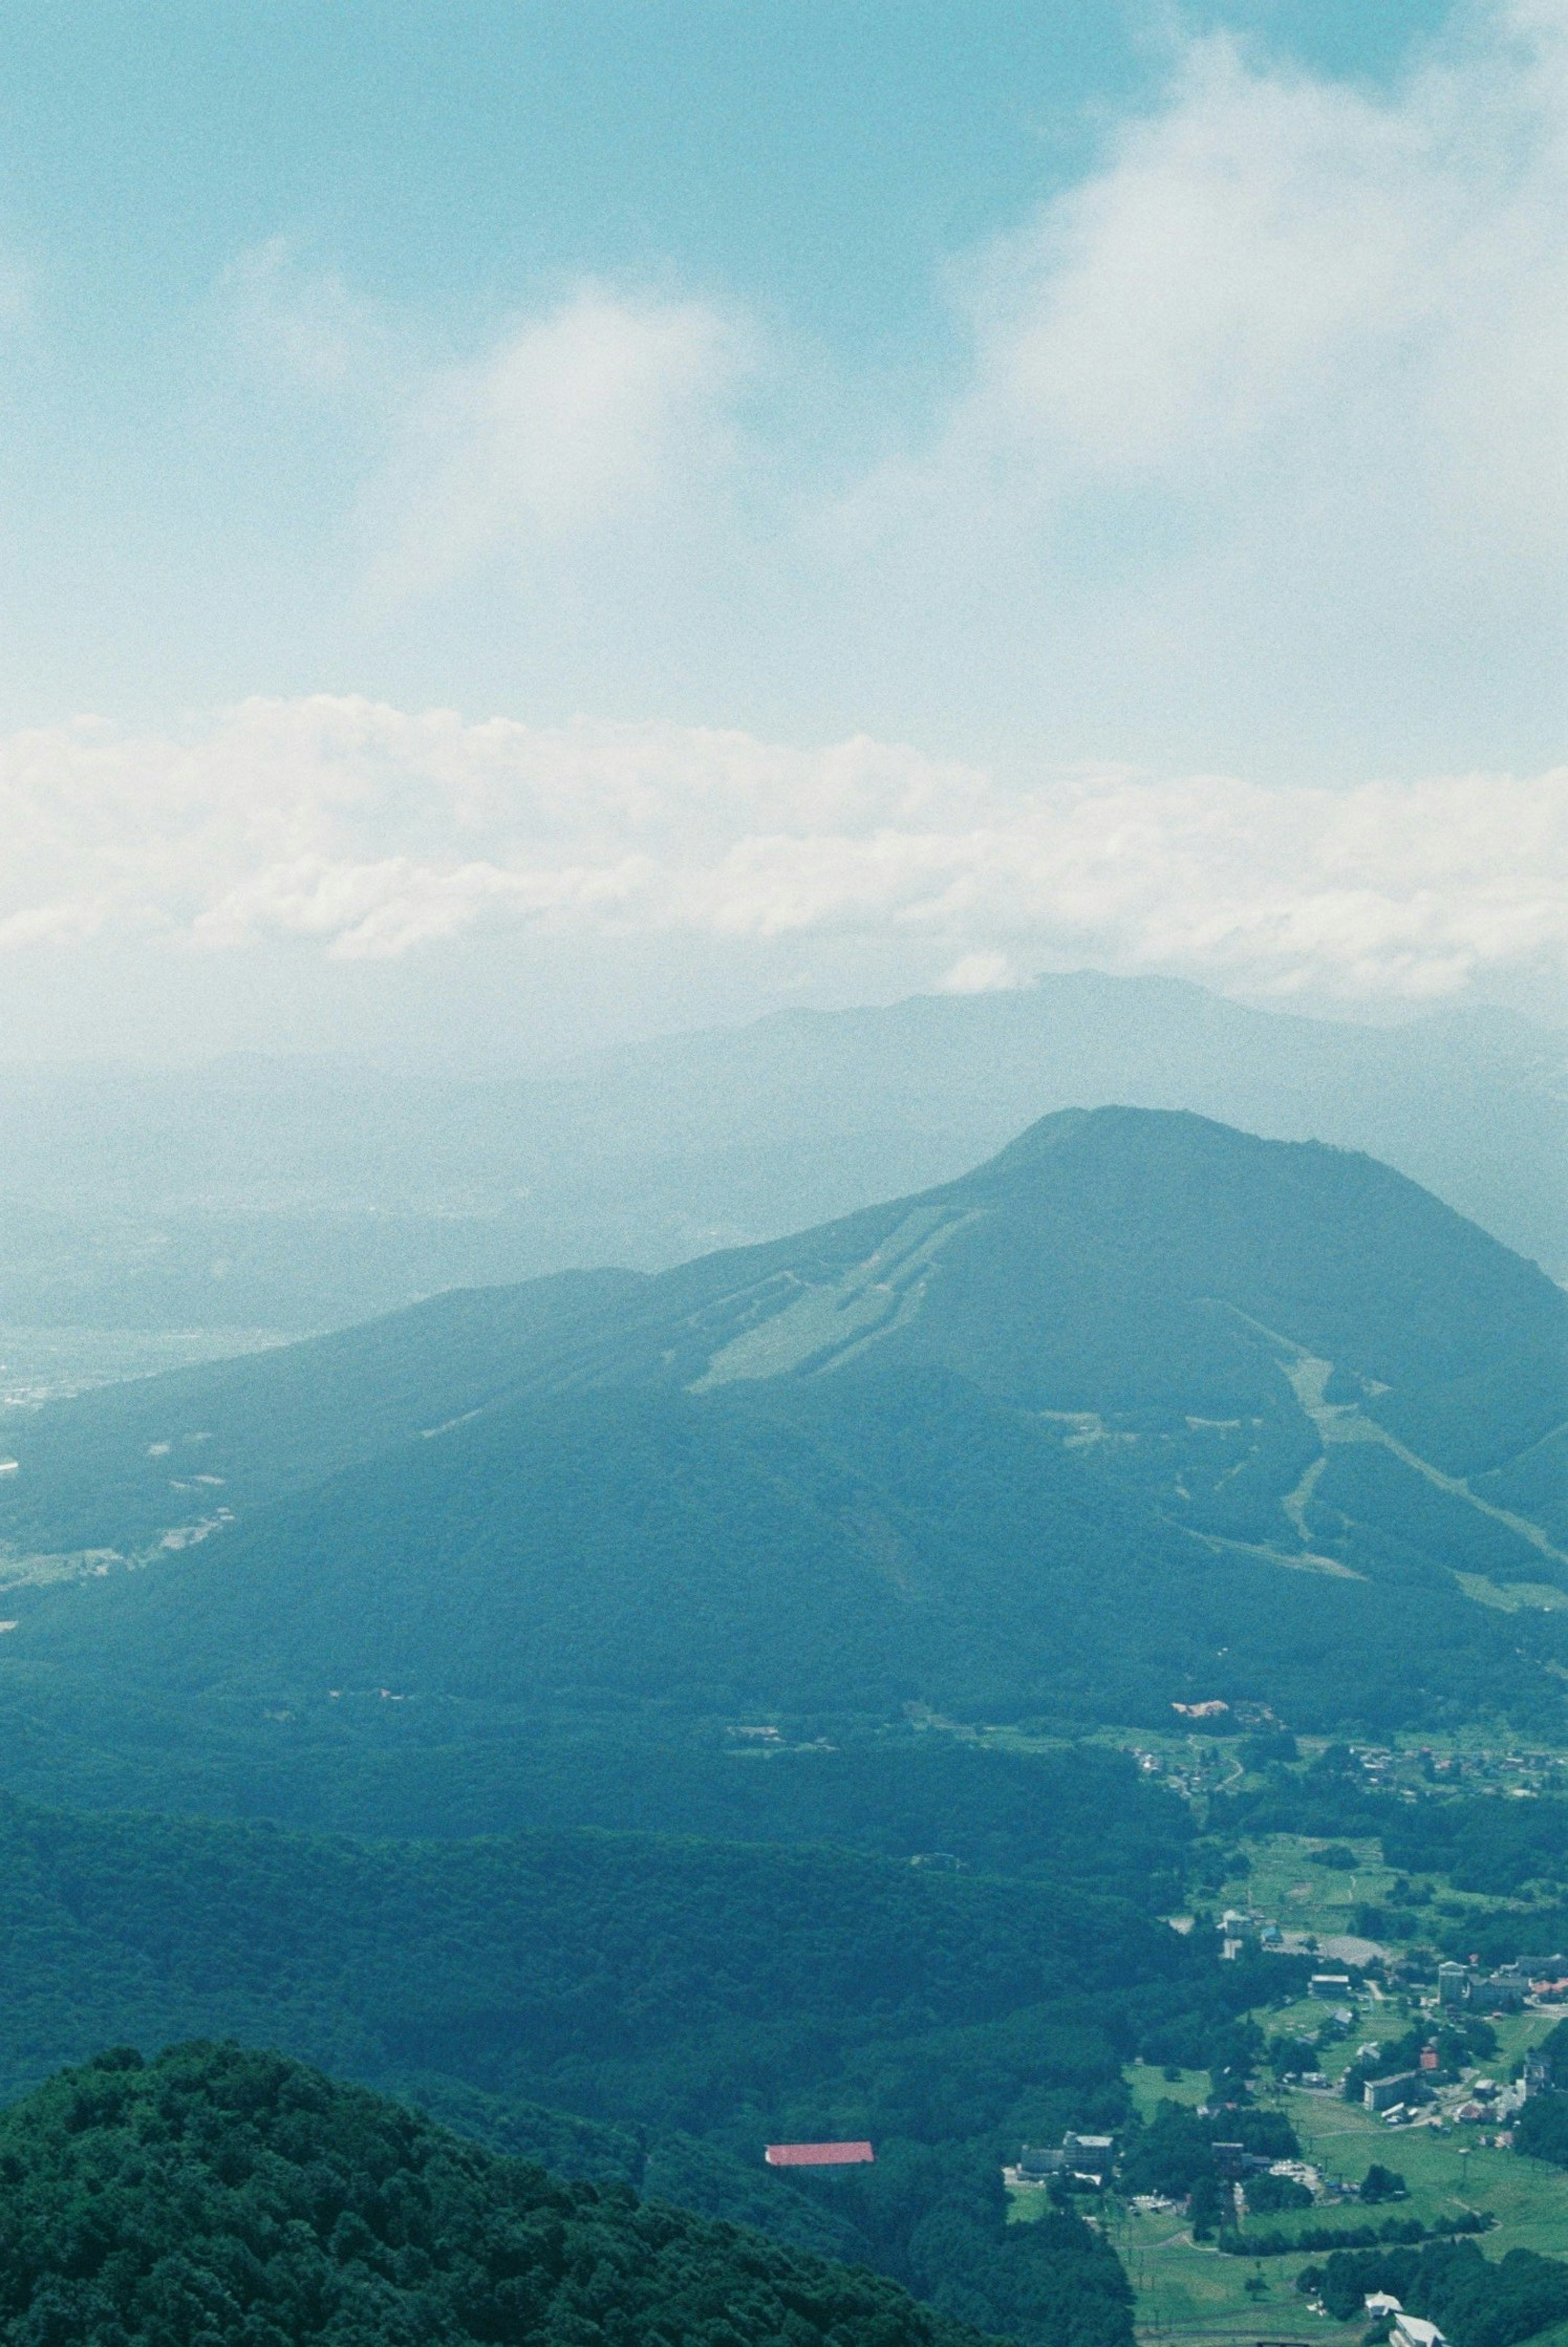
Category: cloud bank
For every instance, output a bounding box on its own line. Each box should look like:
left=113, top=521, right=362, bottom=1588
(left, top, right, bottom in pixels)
left=0, top=698, right=1561, bottom=1010
left=4, top=8, right=1564, bottom=1057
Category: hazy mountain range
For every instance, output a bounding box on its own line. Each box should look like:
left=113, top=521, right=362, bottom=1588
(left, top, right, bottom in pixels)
left=0, top=974, right=1561, bottom=1353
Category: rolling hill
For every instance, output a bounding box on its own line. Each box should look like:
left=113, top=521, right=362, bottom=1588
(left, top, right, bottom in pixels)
left=1, top=1107, right=1564, bottom=1741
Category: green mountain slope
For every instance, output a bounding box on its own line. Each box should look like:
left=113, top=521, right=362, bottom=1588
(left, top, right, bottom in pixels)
left=16, top=1370, right=1557, bottom=1732
left=0, top=2041, right=998, bottom=2347
left=0, top=1265, right=641, bottom=1554
left=3, top=1109, right=1564, bottom=1734
left=6, top=1106, right=1563, bottom=1539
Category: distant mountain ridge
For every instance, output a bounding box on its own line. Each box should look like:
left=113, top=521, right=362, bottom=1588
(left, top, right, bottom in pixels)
left=0, top=973, right=1561, bottom=1340
left=3, top=1107, right=1565, bottom=1737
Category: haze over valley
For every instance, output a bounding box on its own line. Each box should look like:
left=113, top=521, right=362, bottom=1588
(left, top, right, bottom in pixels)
left=0, top=975, right=1561, bottom=1375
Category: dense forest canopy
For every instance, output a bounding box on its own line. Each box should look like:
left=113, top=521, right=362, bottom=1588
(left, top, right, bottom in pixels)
left=0, top=1777, right=1278, bottom=2345
left=0, top=2041, right=1003, bottom=2347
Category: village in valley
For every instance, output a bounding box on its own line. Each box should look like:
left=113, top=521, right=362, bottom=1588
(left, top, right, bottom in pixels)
left=978, top=1722, right=1568, bottom=2347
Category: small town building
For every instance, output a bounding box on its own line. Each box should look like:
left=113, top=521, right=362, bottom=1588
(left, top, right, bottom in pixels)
left=1220, top=1909, right=1260, bottom=1961
left=1009, top=2133, right=1115, bottom=2186
left=1365, top=2072, right=1421, bottom=2115
left=1391, top=2316, right=1446, bottom=2347
left=1310, top=1973, right=1353, bottom=1999
left=1438, top=1962, right=1470, bottom=2008
left=1365, top=2293, right=1403, bottom=2319
left=764, top=2142, right=874, bottom=2169
left=1062, top=2132, right=1115, bottom=2181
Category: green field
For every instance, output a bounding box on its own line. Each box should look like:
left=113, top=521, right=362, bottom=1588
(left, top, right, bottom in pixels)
left=1111, top=2199, right=1361, bottom=2347
left=999, top=1757, right=1568, bottom=2347
left=1270, top=2073, right=1568, bottom=2258
left=1129, top=2064, right=1212, bottom=2120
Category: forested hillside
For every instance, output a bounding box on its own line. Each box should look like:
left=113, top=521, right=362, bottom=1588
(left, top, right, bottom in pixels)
left=0, top=1711, right=1195, bottom=1871
left=0, top=1108, right=1561, bottom=2343
left=0, top=1783, right=1256, bottom=2341
left=0, top=2041, right=1002, bottom=2347
left=0, top=1797, right=1195, bottom=2116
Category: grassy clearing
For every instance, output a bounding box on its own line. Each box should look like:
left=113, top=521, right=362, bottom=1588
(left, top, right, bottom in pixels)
left=1111, top=2087, right=1568, bottom=2347
left=1218, top=1832, right=1512, bottom=1945
left=1111, top=2201, right=1361, bottom=2347
left=1110, top=2012, right=1568, bottom=2344
left=1129, top=2063, right=1212, bottom=2120
left=1021, top=1799, right=1568, bottom=2343
left=1004, top=2182, right=1051, bottom=2225
left=1454, top=1577, right=1568, bottom=1614
left=1263, top=2070, right=1568, bottom=2259
left=1218, top=1835, right=1398, bottom=1940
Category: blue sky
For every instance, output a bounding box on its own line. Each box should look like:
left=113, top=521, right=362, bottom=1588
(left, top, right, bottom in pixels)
left=4, top=4, right=1447, bottom=354
left=0, top=0, right=1459, bottom=730
left=0, top=0, right=1561, bottom=1064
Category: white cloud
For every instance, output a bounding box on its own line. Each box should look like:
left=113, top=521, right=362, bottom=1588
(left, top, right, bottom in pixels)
left=376, top=287, right=749, bottom=591
left=16, top=13, right=1568, bottom=1042
left=929, top=9, right=1568, bottom=515
left=829, top=2, right=1568, bottom=763
left=0, top=697, right=1561, bottom=1006
left=938, top=953, right=1019, bottom=995
left=221, top=239, right=390, bottom=396
left=183, top=5, right=1568, bottom=777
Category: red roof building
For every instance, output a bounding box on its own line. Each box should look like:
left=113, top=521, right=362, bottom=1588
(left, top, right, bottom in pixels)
left=764, top=2141, right=875, bottom=2168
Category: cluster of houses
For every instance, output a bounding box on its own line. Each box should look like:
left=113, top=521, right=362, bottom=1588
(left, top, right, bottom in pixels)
left=1218, top=1905, right=1568, bottom=2026
left=1006, top=2131, right=1329, bottom=2215
left=1359, top=2046, right=1552, bottom=2132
